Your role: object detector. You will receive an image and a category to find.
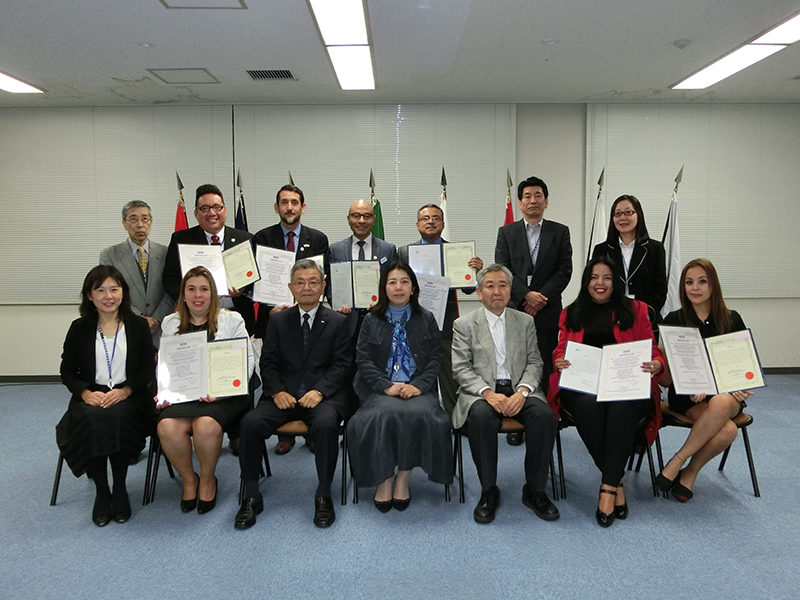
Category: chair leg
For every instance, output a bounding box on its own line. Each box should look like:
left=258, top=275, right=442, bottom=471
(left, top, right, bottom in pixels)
left=556, top=428, right=566, bottom=499
left=549, top=454, right=558, bottom=501
left=149, top=446, right=162, bottom=504
left=341, top=427, right=348, bottom=506
left=718, top=445, right=731, bottom=471
left=457, top=433, right=465, bottom=504
left=165, top=455, right=175, bottom=479
left=654, top=431, right=667, bottom=498
left=50, top=452, right=65, bottom=506
left=262, top=439, right=272, bottom=478
left=445, top=483, right=450, bottom=502
left=142, top=436, right=157, bottom=506
left=645, top=442, right=658, bottom=497
left=740, top=427, right=760, bottom=497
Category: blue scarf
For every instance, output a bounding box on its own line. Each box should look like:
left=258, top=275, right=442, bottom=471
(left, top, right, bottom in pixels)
left=386, top=305, right=413, bottom=382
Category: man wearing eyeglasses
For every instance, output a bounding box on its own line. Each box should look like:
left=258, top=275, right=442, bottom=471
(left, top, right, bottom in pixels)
left=399, top=204, right=483, bottom=418
left=162, top=183, right=256, bottom=334
left=100, top=200, right=174, bottom=345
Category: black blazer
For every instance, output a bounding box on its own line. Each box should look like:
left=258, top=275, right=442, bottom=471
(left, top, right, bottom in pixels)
left=259, top=305, right=351, bottom=416
left=494, top=218, right=573, bottom=329
left=353, top=308, right=442, bottom=400
left=252, top=223, right=329, bottom=338
left=592, top=237, right=667, bottom=314
left=162, top=225, right=256, bottom=334
left=60, top=312, right=156, bottom=400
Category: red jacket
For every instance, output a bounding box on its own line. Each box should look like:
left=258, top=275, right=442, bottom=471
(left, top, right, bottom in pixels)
left=546, top=300, right=666, bottom=444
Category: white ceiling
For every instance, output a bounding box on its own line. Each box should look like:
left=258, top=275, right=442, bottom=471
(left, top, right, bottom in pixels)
left=2, top=0, right=800, bottom=107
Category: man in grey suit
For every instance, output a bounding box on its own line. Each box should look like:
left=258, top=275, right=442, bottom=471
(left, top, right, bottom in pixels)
left=452, top=264, right=558, bottom=524
left=99, top=200, right=174, bottom=345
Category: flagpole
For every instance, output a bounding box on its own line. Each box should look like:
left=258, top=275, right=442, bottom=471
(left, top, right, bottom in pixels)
left=504, top=168, right=515, bottom=226
left=661, top=166, right=684, bottom=318
left=440, top=166, right=451, bottom=241
left=586, top=168, right=606, bottom=262
left=174, top=171, right=188, bottom=232
left=369, top=169, right=385, bottom=240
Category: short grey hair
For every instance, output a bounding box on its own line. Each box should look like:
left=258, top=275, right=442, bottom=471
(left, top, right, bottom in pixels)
left=476, top=264, right=512, bottom=289
left=122, top=200, right=152, bottom=220
left=290, top=258, right=324, bottom=281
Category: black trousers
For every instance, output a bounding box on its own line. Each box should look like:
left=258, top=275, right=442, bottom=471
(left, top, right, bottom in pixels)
left=239, top=399, right=341, bottom=497
left=466, top=390, right=558, bottom=493
left=560, top=390, right=653, bottom=486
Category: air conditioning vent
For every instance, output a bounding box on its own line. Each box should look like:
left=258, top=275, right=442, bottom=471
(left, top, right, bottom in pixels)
left=247, top=69, right=295, bottom=81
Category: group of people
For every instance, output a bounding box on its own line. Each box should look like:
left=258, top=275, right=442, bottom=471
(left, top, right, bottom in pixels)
left=56, top=176, right=755, bottom=531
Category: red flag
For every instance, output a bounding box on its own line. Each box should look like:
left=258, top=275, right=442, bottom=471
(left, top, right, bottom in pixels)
left=174, top=198, right=188, bottom=232
left=504, top=190, right=514, bottom=225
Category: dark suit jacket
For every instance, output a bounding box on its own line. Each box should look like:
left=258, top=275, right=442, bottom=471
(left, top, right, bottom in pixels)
left=60, top=312, right=156, bottom=400
left=259, top=305, right=351, bottom=417
left=494, top=219, right=572, bottom=330
left=592, top=238, right=667, bottom=315
left=162, top=225, right=256, bottom=334
left=353, top=308, right=442, bottom=400
left=252, top=223, right=329, bottom=337
left=327, top=235, right=397, bottom=265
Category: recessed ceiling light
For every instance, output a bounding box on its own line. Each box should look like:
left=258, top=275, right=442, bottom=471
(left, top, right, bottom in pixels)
left=753, top=13, right=800, bottom=44
left=672, top=44, right=785, bottom=89
left=0, top=71, right=44, bottom=93
left=139, top=42, right=154, bottom=48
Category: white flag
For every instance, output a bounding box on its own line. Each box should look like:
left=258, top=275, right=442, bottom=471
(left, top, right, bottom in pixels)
left=440, top=191, right=451, bottom=241
left=661, top=191, right=681, bottom=318
left=587, top=190, right=606, bottom=261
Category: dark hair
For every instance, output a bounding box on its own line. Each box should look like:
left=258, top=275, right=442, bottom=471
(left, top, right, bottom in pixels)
left=678, top=258, right=733, bottom=333
left=176, top=266, right=221, bottom=338
left=195, top=184, right=224, bottom=207
left=370, top=260, right=422, bottom=319
left=276, top=184, right=305, bottom=205
left=416, top=204, right=443, bottom=220
left=565, top=256, right=634, bottom=332
left=606, top=194, right=649, bottom=244
left=517, top=176, right=548, bottom=200
left=79, top=265, right=132, bottom=319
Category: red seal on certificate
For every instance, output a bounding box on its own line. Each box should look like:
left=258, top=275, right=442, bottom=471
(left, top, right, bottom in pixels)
left=465, top=274, right=471, bottom=281
left=371, top=295, right=377, bottom=302
left=246, top=271, right=253, bottom=277
left=745, top=371, right=754, bottom=380
left=233, top=379, right=242, bottom=387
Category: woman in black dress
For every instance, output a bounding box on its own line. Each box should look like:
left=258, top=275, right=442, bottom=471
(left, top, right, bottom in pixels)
left=347, top=260, right=453, bottom=512
left=655, top=258, right=753, bottom=502
left=157, top=266, right=254, bottom=514
left=58, top=265, right=156, bottom=526
left=592, top=194, right=667, bottom=319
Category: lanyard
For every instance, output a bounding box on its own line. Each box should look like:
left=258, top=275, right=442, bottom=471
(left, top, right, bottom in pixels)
left=98, top=319, right=121, bottom=388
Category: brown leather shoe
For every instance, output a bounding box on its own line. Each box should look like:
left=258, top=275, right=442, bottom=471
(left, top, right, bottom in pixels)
left=275, top=437, right=295, bottom=455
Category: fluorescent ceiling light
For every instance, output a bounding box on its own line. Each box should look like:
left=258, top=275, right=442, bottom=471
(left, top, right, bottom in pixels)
left=0, top=71, right=44, bottom=93
left=753, top=13, right=800, bottom=44
left=672, top=44, right=785, bottom=89
left=327, top=45, right=375, bottom=90
left=309, top=0, right=368, bottom=45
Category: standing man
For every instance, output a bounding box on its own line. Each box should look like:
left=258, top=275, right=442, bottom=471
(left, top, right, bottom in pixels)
left=399, top=204, right=482, bottom=418
left=162, top=183, right=256, bottom=334
left=235, top=259, right=351, bottom=530
left=253, top=184, right=329, bottom=455
left=495, top=175, right=572, bottom=435
left=100, top=200, right=173, bottom=344
left=451, top=264, right=559, bottom=524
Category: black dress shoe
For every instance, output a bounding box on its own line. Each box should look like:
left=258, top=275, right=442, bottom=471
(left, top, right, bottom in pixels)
left=596, top=488, right=617, bottom=528
left=671, top=470, right=694, bottom=503
left=197, top=477, right=218, bottom=514
left=180, top=472, right=199, bottom=513
left=522, top=485, right=560, bottom=521
left=374, top=498, right=392, bottom=513
left=614, top=482, right=628, bottom=520
left=314, top=496, right=336, bottom=528
left=506, top=432, right=524, bottom=446
left=275, top=437, right=295, bottom=455
left=92, top=495, right=112, bottom=527
left=473, top=486, right=500, bottom=524
left=392, top=493, right=411, bottom=512
left=235, top=496, right=264, bottom=529
left=112, top=491, right=132, bottom=524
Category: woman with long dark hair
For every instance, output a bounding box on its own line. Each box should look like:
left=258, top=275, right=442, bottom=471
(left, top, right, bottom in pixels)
left=547, top=256, right=666, bottom=527
left=347, top=260, right=453, bottom=512
left=157, top=266, right=254, bottom=514
left=592, top=194, right=667, bottom=318
left=57, top=265, right=156, bottom=526
left=655, top=258, right=752, bottom=502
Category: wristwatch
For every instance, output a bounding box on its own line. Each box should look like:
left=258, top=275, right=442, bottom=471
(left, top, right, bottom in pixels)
left=516, top=387, right=530, bottom=398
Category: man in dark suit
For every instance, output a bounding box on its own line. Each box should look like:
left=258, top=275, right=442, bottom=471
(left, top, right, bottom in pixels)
left=252, top=183, right=329, bottom=454
left=235, top=259, right=351, bottom=529
left=399, top=204, right=483, bottom=418
left=495, top=175, right=572, bottom=402
left=99, top=200, right=174, bottom=345
left=162, top=183, right=256, bottom=334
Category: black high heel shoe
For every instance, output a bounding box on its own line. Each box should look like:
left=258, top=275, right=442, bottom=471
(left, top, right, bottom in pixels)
left=373, top=498, right=393, bottom=513
left=671, top=470, right=694, bottom=503
left=655, top=453, right=687, bottom=493
left=197, top=477, right=218, bottom=514
left=614, top=482, right=628, bottom=520
left=180, top=472, right=199, bottom=513
left=596, top=488, right=617, bottom=528
left=392, top=491, right=411, bottom=512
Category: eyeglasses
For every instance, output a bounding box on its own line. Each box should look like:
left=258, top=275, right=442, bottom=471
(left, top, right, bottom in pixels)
left=613, top=209, right=636, bottom=218
left=417, top=215, right=442, bottom=223
left=348, top=213, right=375, bottom=220
left=125, top=216, right=151, bottom=224
left=197, top=205, right=225, bottom=214
left=292, top=279, right=323, bottom=288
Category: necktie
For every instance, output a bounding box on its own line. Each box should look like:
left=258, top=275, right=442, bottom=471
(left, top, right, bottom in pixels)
left=287, top=231, right=295, bottom=252
left=211, top=235, right=221, bottom=245
left=137, top=246, right=148, bottom=281
left=302, top=313, right=311, bottom=350
left=357, top=240, right=366, bottom=261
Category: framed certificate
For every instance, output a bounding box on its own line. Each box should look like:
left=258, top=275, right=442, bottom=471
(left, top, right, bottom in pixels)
left=443, top=241, right=477, bottom=288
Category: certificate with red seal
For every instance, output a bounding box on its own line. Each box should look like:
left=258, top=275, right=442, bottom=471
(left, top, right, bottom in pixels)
left=222, top=242, right=260, bottom=291
left=443, top=241, right=477, bottom=289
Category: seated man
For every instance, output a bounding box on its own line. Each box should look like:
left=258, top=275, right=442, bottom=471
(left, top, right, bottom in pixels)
left=451, top=264, right=559, bottom=524
left=235, top=259, right=351, bottom=529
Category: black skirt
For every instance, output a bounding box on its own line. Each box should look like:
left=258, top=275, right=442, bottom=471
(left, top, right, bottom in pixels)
left=157, top=394, right=250, bottom=432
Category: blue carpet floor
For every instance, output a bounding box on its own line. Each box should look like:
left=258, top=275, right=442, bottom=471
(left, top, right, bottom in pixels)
left=1, top=377, right=798, bottom=600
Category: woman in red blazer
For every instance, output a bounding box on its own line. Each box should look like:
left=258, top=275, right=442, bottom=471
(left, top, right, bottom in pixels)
left=547, top=256, right=666, bottom=527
